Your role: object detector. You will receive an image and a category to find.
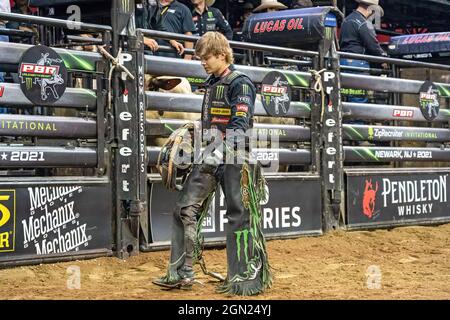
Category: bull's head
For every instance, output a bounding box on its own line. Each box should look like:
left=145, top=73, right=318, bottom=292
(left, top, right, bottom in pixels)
left=148, top=77, right=182, bottom=91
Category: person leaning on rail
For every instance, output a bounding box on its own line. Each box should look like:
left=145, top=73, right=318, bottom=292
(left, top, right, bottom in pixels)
left=153, top=31, right=272, bottom=296
left=339, top=0, right=388, bottom=103
left=190, top=0, right=233, bottom=40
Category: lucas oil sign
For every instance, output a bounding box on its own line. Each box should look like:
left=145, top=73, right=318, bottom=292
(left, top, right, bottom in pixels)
left=346, top=170, right=450, bottom=229
left=19, top=45, right=68, bottom=106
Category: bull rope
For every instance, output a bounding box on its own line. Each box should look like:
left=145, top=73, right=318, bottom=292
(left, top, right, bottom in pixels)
left=310, top=68, right=327, bottom=122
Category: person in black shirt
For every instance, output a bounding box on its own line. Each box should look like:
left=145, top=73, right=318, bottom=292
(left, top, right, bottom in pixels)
left=135, top=0, right=185, bottom=56
left=339, top=0, right=387, bottom=103
left=190, top=0, right=233, bottom=40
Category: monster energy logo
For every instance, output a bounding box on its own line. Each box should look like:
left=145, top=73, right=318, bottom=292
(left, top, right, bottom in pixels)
left=368, top=127, right=374, bottom=140
left=235, top=229, right=254, bottom=264
left=121, top=0, right=130, bottom=12
left=242, top=84, right=250, bottom=95
left=216, top=85, right=224, bottom=99
left=26, top=78, right=33, bottom=90
left=208, top=11, right=214, bottom=18
left=325, top=27, right=333, bottom=40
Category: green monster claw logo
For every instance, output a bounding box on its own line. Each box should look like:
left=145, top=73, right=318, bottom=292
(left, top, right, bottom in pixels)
left=235, top=229, right=253, bottom=264
left=368, top=127, right=374, bottom=140
left=121, top=0, right=130, bottom=12
left=242, top=84, right=250, bottom=95
left=216, top=85, right=224, bottom=99
left=26, top=78, right=33, bottom=90
left=208, top=11, right=214, bottom=18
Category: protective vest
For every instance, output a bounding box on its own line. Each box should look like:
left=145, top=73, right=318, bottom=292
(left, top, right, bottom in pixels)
left=201, top=71, right=247, bottom=134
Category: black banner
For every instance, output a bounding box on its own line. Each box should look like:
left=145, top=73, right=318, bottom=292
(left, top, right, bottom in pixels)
left=344, top=147, right=450, bottom=162
left=148, top=177, right=322, bottom=246
left=0, top=179, right=112, bottom=263
left=19, top=45, right=67, bottom=106
left=346, top=170, right=450, bottom=229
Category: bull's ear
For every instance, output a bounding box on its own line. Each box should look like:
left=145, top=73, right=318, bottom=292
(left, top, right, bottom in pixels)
left=156, top=78, right=182, bottom=91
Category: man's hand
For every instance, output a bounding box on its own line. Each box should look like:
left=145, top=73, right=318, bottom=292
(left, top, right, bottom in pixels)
left=170, top=40, right=185, bottom=56
left=144, top=37, right=159, bottom=52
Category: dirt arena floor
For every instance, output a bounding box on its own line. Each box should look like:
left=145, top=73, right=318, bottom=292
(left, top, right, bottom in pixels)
left=1, top=223, right=450, bottom=300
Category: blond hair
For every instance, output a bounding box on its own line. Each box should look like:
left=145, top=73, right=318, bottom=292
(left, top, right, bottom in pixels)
left=195, top=32, right=234, bottom=64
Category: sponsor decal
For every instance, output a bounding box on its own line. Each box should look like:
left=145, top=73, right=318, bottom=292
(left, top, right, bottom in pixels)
left=256, top=128, right=286, bottom=137
left=393, top=109, right=414, bottom=118
left=400, top=32, right=450, bottom=45
left=210, top=108, right=231, bottom=116
left=362, top=179, right=378, bottom=219
left=236, top=111, right=247, bottom=117
left=1, top=120, right=57, bottom=132
left=374, top=149, right=433, bottom=160
left=18, top=46, right=67, bottom=105
left=261, top=71, right=291, bottom=117
left=0, top=85, right=4, bottom=98
left=121, top=0, right=130, bottom=12
left=253, top=17, right=303, bottom=34
left=215, top=85, right=225, bottom=99
left=368, top=127, right=403, bottom=140
left=211, top=117, right=230, bottom=124
left=237, top=95, right=251, bottom=104
left=419, top=81, right=440, bottom=121
left=0, top=190, right=15, bottom=252
left=236, top=104, right=248, bottom=112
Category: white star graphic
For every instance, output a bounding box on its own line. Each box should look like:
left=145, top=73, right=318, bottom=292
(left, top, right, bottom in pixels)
left=0, top=153, right=7, bottom=160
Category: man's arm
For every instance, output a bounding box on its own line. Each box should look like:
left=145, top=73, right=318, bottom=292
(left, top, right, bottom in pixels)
left=184, top=32, right=194, bottom=60
left=358, top=21, right=386, bottom=57
left=214, top=9, right=233, bottom=40
left=224, top=78, right=256, bottom=150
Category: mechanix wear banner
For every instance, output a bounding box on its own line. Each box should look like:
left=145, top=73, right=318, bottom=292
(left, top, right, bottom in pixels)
left=260, top=71, right=291, bottom=117
left=19, top=45, right=68, bottom=106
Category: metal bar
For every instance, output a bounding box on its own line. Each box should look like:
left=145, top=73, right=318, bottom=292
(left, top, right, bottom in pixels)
left=147, top=147, right=311, bottom=166
left=0, top=12, right=112, bottom=32
left=157, top=45, right=195, bottom=56
left=145, top=119, right=311, bottom=142
left=0, top=83, right=97, bottom=109
left=0, top=28, right=35, bottom=38
left=338, top=51, right=450, bottom=71
left=0, top=146, right=97, bottom=167
left=340, top=65, right=391, bottom=74
left=139, top=29, right=320, bottom=58
left=266, top=56, right=313, bottom=66
left=343, top=124, right=450, bottom=142
left=0, top=42, right=102, bottom=72
left=66, top=35, right=103, bottom=43
left=0, top=114, right=96, bottom=138
left=341, top=73, right=450, bottom=96
left=144, top=55, right=312, bottom=85
left=342, top=102, right=450, bottom=122
left=344, top=147, right=450, bottom=162
left=145, top=91, right=311, bottom=118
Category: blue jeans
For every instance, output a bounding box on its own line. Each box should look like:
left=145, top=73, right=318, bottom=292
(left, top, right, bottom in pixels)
left=0, top=31, right=9, bottom=114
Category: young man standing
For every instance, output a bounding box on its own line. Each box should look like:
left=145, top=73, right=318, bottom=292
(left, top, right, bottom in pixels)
left=190, top=0, right=233, bottom=40
left=153, top=32, right=272, bottom=296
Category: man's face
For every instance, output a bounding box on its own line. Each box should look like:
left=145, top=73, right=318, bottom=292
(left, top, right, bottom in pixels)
left=199, top=53, right=226, bottom=75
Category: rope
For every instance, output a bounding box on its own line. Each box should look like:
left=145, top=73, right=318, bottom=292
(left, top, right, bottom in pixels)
left=97, top=45, right=135, bottom=111
left=310, top=68, right=327, bottom=122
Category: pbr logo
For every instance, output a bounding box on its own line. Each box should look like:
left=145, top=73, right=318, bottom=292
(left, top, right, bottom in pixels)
left=419, top=81, right=440, bottom=121
left=0, top=190, right=15, bottom=252
left=362, top=179, right=379, bottom=219
left=19, top=45, right=67, bottom=106
left=261, top=71, right=291, bottom=117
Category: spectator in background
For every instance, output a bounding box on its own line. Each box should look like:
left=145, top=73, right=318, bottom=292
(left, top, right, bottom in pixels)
left=190, top=0, right=233, bottom=40
left=234, top=2, right=254, bottom=32
left=157, top=0, right=196, bottom=60
left=135, top=0, right=185, bottom=55
left=253, top=0, right=287, bottom=13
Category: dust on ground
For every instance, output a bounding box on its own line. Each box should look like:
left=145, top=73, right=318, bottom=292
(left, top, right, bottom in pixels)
left=1, top=223, right=450, bottom=300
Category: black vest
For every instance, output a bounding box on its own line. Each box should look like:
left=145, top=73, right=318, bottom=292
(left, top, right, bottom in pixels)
left=202, top=71, right=247, bottom=134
